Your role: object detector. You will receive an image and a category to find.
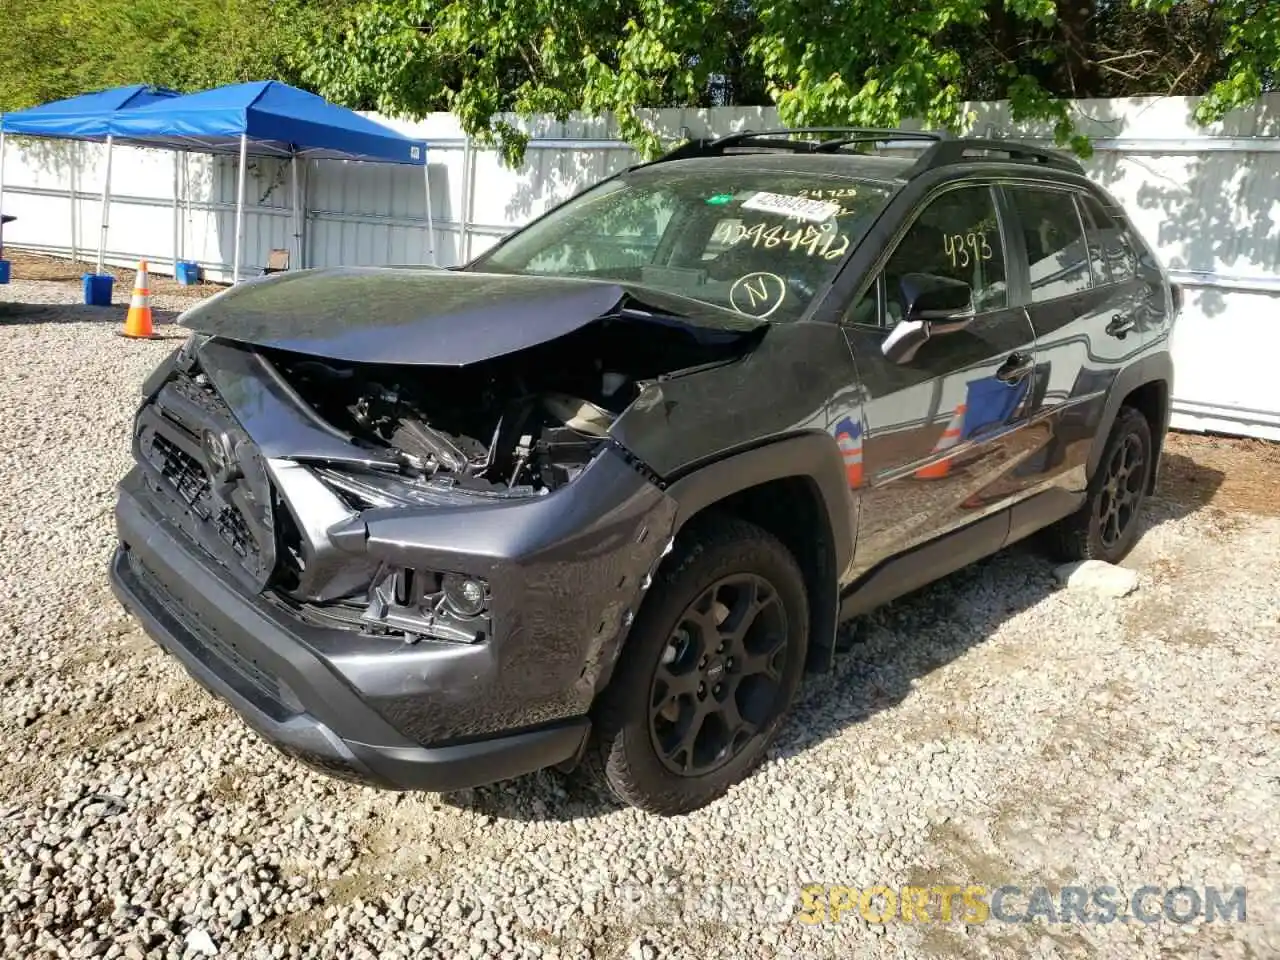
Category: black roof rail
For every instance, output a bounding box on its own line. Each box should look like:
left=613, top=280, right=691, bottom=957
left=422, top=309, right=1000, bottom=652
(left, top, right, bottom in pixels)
left=648, top=128, right=1085, bottom=177
left=652, top=127, right=945, bottom=163
left=906, top=138, right=1084, bottom=175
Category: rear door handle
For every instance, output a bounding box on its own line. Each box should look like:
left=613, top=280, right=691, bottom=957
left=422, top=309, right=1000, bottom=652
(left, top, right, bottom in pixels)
left=995, top=351, right=1034, bottom=384
left=1106, top=314, right=1137, bottom=339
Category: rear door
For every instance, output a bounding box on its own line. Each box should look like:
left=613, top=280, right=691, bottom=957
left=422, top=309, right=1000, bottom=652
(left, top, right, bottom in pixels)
left=834, top=183, right=1040, bottom=578
left=1001, top=184, right=1149, bottom=537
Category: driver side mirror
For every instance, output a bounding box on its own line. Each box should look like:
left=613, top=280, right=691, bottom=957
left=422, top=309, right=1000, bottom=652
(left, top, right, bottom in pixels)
left=881, top=273, right=976, bottom=364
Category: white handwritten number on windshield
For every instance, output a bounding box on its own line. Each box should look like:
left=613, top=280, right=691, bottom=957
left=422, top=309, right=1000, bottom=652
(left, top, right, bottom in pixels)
left=711, top=221, right=850, bottom=261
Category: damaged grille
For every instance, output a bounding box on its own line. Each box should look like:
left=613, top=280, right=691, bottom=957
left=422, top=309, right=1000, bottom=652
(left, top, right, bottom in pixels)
left=151, top=434, right=260, bottom=561
left=151, top=434, right=206, bottom=507
left=135, top=372, right=278, bottom=591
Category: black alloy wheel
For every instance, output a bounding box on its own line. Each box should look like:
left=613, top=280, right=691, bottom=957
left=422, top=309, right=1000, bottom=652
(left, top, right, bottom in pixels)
left=1045, top=404, right=1153, bottom=564
left=1097, top=432, right=1146, bottom=548
left=649, top=574, right=788, bottom=777
left=587, top=516, right=809, bottom=815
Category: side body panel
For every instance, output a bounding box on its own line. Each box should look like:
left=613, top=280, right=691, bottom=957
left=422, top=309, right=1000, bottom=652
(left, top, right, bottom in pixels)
left=827, top=179, right=1043, bottom=581
left=610, top=321, right=858, bottom=488
left=808, top=165, right=1175, bottom=621
left=1000, top=184, right=1154, bottom=521
left=839, top=310, right=1035, bottom=578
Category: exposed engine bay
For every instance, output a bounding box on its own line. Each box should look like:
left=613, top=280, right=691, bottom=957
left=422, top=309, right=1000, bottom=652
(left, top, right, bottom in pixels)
left=124, top=272, right=770, bottom=649
left=266, top=312, right=757, bottom=497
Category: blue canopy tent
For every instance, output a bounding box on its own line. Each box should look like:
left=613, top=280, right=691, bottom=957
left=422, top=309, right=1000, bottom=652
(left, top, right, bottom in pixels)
left=0, top=85, right=179, bottom=275
left=108, top=81, right=435, bottom=282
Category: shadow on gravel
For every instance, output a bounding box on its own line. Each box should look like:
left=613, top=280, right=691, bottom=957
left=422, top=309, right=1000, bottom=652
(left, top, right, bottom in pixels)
left=0, top=301, right=185, bottom=331
left=1153, top=451, right=1227, bottom=514
left=440, top=478, right=1221, bottom=822
left=770, top=474, right=1219, bottom=761
left=441, top=769, right=625, bottom=823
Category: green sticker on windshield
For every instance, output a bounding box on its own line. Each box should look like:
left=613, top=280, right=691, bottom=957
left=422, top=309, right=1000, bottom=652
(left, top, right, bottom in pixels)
left=705, top=193, right=734, bottom=205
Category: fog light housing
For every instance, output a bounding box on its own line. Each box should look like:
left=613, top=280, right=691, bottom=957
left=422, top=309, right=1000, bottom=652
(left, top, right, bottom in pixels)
left=441, top=573, right=488, bottom=618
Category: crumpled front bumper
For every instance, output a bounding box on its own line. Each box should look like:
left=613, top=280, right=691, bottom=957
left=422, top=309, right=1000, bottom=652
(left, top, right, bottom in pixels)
left=109, top=446, right=677, bottom=791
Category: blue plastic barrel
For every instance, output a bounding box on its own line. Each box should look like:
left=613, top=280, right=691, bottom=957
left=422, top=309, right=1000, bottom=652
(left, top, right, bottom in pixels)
left=175, top=260, right=201, bottom=285
left=83, top=273, right=114, bottom=306
left=0, top=260, right=10, bottom=285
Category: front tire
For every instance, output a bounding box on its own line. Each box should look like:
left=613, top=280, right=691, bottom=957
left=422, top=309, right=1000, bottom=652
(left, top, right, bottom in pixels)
left=1045, top=405, right=1153, bottom=564
left=589, top=516, right=809, bottom=815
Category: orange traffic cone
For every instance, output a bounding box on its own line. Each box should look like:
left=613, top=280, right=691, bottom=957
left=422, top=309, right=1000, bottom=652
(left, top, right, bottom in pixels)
left=835, top=420, right=864, bottom=488
left=119, top=259, right=157, bottom=339
left=915, top=403, right=967, bottom=479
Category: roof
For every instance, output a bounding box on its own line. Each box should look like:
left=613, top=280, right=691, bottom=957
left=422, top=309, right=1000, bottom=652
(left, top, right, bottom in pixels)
left=106, top=81, right=426, bottom=165
left=0, top=85, right=179, bottom=139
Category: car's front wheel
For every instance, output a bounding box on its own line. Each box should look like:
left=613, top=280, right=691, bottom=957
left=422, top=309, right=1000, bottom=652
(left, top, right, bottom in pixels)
left=589, top=516, right=809, bottom=815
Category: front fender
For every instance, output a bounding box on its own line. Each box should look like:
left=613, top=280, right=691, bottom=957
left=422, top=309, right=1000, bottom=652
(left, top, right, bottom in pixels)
left=664, top=433, right=855, bottom=577
left=605, top=321, right=861, bottom=670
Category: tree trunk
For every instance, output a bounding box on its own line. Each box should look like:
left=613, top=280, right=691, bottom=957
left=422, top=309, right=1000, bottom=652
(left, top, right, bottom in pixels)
left=1055, top=0, right=1099, bottom=97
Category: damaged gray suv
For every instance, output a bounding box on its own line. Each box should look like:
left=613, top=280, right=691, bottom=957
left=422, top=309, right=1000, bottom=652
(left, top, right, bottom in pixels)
left=110, top=128, right=1178, bottom=814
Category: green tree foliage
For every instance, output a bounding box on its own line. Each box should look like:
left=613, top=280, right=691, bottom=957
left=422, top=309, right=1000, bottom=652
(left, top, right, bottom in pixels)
left=297, top=0, right=1278, bottom=162
left=0, top=0, right=350, bottom=111
left=2, top=0, right=1275, bottom=165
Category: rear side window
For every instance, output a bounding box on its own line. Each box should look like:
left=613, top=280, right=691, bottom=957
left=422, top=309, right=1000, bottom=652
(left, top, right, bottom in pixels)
left=1008, top=188, right=1093, bottom=303
left=1078, top=194, right=1139, bottom=284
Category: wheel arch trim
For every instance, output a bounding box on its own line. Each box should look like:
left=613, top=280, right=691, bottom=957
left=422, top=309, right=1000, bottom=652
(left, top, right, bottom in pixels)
left=1088, top=351, right=1174, bottom=489
left=663, top=433, right=855, bottom=574
left=661, top=432, right=855, bottom=669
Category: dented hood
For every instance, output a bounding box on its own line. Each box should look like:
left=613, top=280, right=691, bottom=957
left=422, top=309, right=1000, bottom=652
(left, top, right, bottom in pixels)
left=178, top=266, right=763, bottom=365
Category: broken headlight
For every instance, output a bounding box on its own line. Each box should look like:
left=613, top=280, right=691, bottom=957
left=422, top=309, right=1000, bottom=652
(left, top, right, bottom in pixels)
left=362, top=566, right=491, bottom=644
left=312, top=464, right=541, bottom=510
left=441, top=573, right=488, bottom=618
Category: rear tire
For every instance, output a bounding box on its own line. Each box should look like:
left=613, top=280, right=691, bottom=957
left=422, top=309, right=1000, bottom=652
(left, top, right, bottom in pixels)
left=1045, top=405, right=1153, bottom=564
left=588, top=516, right=808, bottom=815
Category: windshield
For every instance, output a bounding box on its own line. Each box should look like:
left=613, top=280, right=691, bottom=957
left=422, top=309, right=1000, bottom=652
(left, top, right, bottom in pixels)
left=472, top=166, right=895, bottom=322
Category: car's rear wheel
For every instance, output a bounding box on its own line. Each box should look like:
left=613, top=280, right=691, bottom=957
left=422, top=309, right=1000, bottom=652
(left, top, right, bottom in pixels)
left=588, top=516, right=808, bottom=815
left=1045, top=405, right=1153, bottom=564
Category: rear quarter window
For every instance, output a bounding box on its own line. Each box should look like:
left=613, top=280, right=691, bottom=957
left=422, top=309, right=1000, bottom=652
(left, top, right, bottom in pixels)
left=1078, top=194, right=1140, bottom=284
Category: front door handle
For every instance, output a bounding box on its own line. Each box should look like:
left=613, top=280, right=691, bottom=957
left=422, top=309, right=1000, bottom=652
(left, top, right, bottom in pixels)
left=995, top=351, right=1034, bottom=384
left=1106, top=314, right=1137, bottom=339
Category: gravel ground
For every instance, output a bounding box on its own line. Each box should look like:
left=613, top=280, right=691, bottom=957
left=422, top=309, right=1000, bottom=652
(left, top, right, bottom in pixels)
left=1, top=277, right=1278, bottom=960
